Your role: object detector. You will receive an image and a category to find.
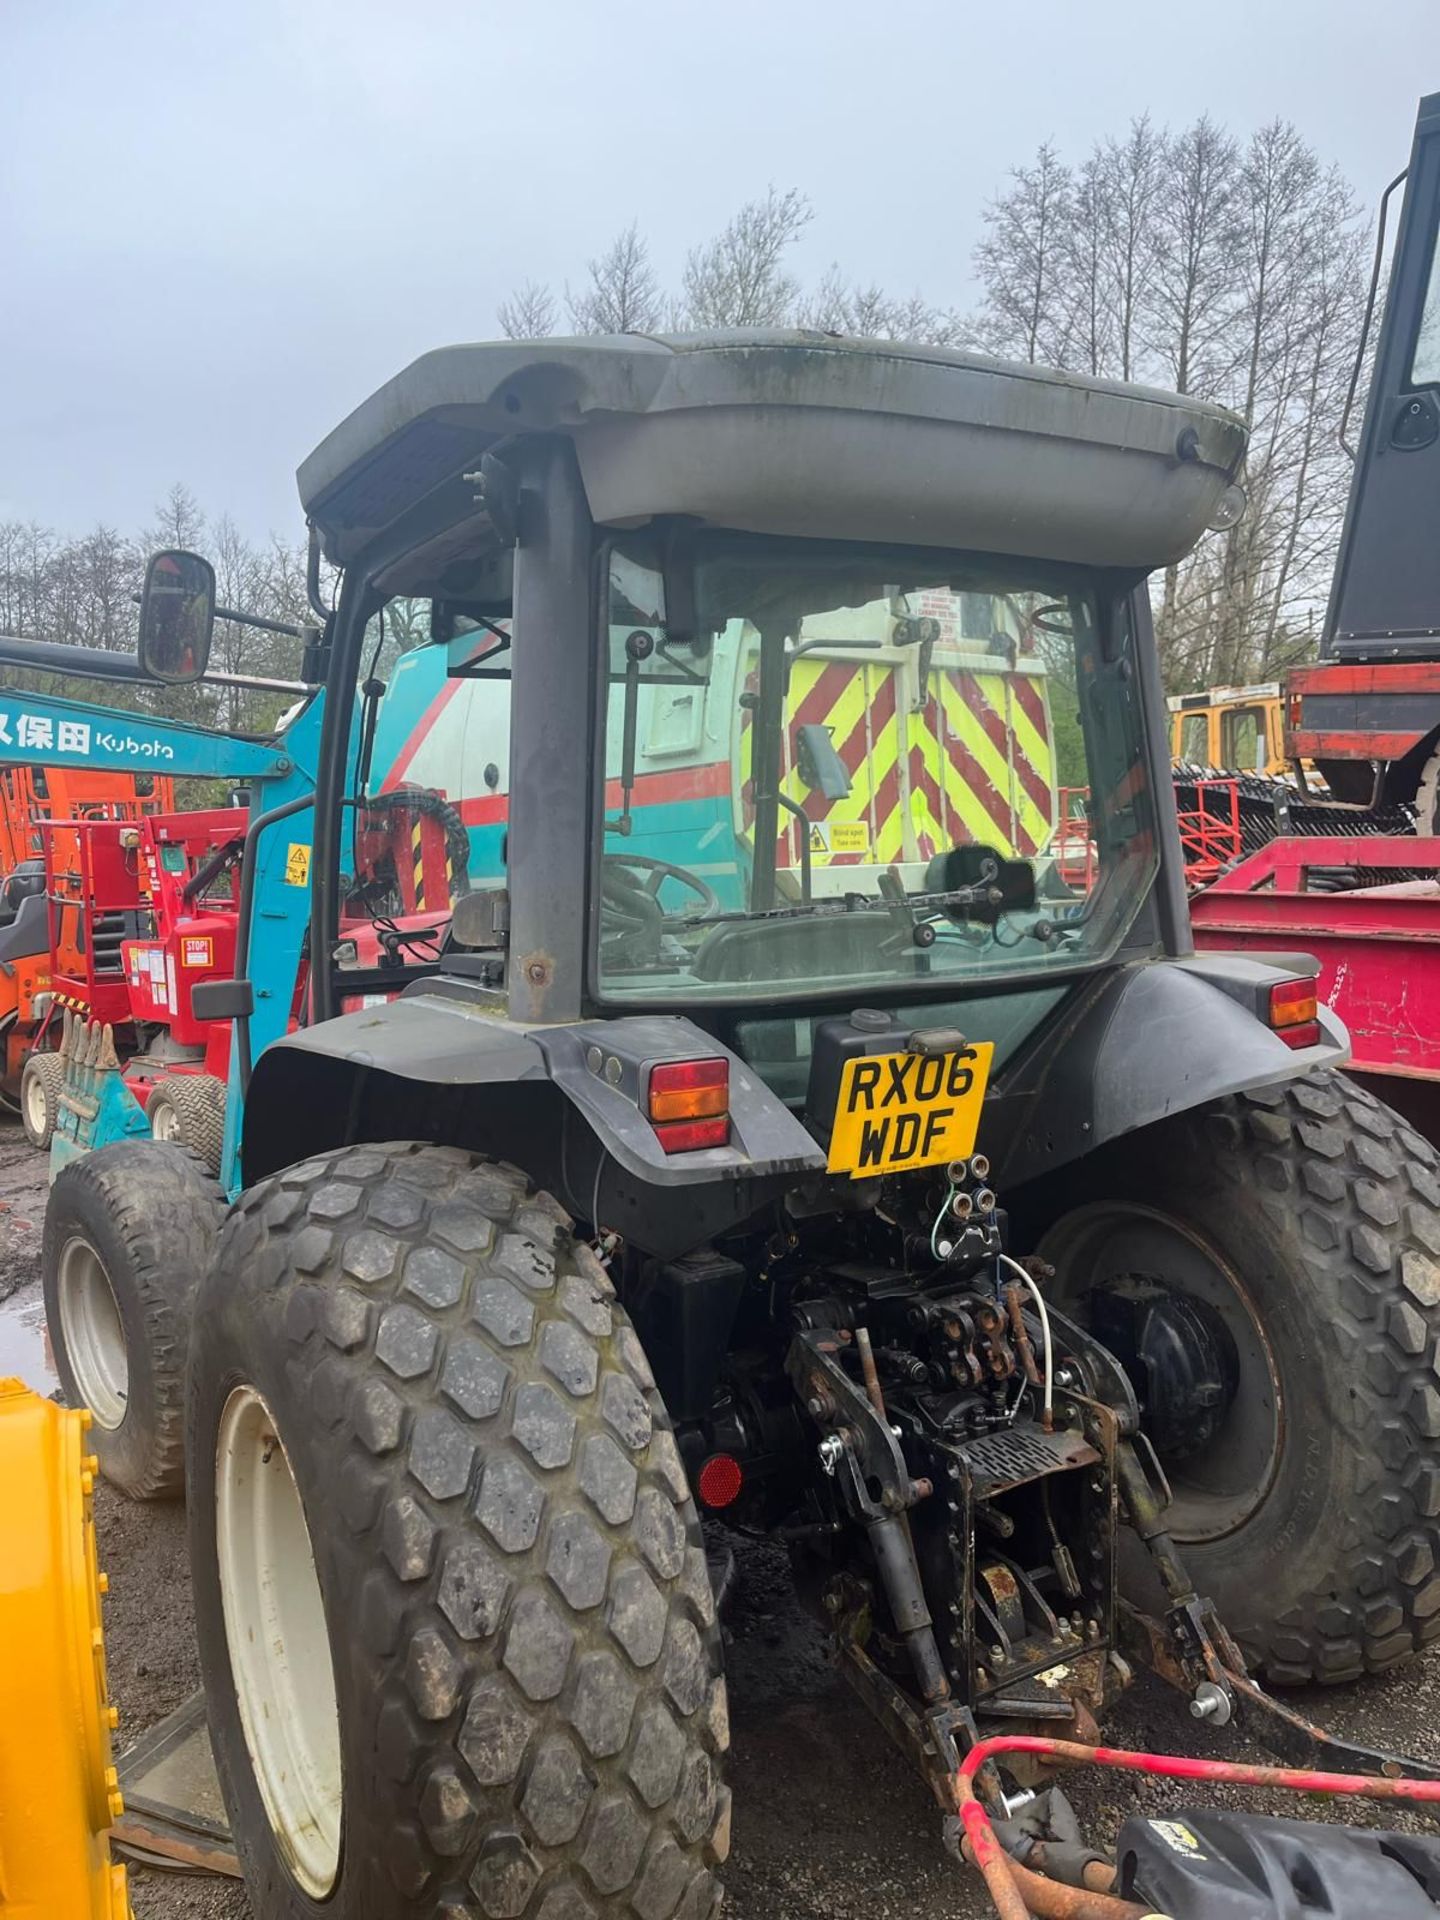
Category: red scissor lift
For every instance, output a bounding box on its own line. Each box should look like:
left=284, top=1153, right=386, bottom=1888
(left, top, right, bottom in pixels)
left=30, top=789, right=463, bottom=1164
left=27, top=807, right=247, bottom=1169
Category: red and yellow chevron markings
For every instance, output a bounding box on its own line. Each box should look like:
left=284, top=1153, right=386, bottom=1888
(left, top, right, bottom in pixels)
left=740, top=649, right=1056, bottom=871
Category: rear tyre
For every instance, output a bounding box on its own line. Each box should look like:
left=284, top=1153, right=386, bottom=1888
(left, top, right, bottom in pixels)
left=1038, top=1068, right=1440, bottom=1684
left=43, top=1141, right=222, bottom=1498
left=147, top=1073, right=226, bottom=1176
left=20, top=1049, right=64, bottom=1149
left=188, top=1142, right=729, bottom=1918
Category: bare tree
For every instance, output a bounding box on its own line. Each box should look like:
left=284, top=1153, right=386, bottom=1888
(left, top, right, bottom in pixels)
left=0, top=522, right=59, bottom=641
left=1143, top=117, right=1240, bottom=647
left=679, top=187, right=811, bottom=329
left=146, top=482, right=205, bottom=555
left=974, top=115, right=1367, bottom=692
left=497, top=280, right=558, bottom=340
left=1205, top=121, right=1328, bottom=684
left=567, top=223, right=664, bottom=334
left=1145, top=117, right=1240, bottom=396
left=1097, top=116, right=1166, bottom=381
left=974, top=142, right=1074, bottom=364
left=1062, top=155, right=1114, bottom=376
left=798, top=268, right=969, bottom=346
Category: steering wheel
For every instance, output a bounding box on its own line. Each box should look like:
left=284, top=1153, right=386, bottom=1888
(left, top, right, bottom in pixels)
left=602, top=853, right=718, bottom=922
left=600, top=854, right=719, bottom=965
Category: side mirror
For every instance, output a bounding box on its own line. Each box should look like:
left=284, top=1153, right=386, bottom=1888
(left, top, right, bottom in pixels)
left=137, top=550, right=215, bottom=683
left=794, top=723, right=853, bottom=800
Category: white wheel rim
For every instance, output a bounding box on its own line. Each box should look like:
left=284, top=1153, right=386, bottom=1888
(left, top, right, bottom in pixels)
left=22, top=1065, right=50, bottom=1139
left=57, top=1235, right=129, bottom=1428
left=216, top=1385, right=342, bottom=1896
left=149, top=1097, right=181, bottom=1144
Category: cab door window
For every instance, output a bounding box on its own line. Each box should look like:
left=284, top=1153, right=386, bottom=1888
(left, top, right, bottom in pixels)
left=1177, top=713, right=1210, bottom=765
left=1220, top=706, right=1266, bottom=773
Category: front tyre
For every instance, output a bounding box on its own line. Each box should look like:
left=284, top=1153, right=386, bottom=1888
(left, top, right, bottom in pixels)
left=188, top=1142, right=729, bottom=1919
left=43, top=1141, right=222, bottom=1498
left=1040, top=1069, right=1440, bottom=1684
left=147, top=1072, right=226, bottom=1176
left=20, top=1048, right=64, bottom=1149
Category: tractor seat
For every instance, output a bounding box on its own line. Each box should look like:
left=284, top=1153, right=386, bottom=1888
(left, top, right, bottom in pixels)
left=692, top=907, right=897, bottom=984
left=0, top=859, right=44, bottom=931
left=0, top=888, right=47, bottom=965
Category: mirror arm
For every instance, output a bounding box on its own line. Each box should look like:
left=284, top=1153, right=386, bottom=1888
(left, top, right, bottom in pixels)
left=130, top=589, right=306, bottom=641
left=215, top=602, right=308, bottom=640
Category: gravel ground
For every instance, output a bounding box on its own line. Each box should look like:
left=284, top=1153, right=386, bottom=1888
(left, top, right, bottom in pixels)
left=4, top=1109, right=1439, bottom=1919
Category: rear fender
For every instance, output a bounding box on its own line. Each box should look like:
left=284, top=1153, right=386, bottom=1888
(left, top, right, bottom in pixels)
left=240, top=979, right=824, bottom=1259
left=986, top=953, right=1349, bottom=1192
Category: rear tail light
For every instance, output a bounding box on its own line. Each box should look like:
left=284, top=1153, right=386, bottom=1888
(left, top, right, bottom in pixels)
left=1269, top=977, right=1321, bottom=1050
left=648, top=1058, right=729, bottom=1152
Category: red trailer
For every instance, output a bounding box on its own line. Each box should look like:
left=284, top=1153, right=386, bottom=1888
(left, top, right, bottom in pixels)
left=1190, top=835, right=1440, bottom=1137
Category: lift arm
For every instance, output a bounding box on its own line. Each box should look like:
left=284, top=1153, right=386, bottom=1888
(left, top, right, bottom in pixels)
left=0, top=686, right=294, bottom=783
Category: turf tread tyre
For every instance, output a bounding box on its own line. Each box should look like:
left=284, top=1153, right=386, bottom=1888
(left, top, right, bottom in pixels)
left=43, top=1140, right=222, bottom=1498
left=147, top=1072, right=226, bottom=1175
left=188, top=1142, right=729, bottom=1919
left=20, top=1049, right=64, bottom=1148
left=1041, top=1067, right=1440, bottom=1685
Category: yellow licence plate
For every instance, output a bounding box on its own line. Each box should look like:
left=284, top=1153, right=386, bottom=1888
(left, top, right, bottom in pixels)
left=826, top=1044, right=994, bottom=1179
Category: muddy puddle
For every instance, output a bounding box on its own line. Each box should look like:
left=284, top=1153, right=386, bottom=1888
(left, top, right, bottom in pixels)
left=0, top=1283, right=58, bottom=1398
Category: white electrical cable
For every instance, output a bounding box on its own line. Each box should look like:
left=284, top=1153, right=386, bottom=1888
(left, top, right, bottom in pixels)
left=999, top=1252, right=1053, bottom=1426
left=929, top=1185, right=953, bottom=1261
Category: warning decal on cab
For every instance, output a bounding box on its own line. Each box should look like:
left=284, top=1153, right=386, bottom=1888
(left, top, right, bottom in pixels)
left=181, top=935, right=214, bottom=969
left=807, top=820, right=872, bottom=857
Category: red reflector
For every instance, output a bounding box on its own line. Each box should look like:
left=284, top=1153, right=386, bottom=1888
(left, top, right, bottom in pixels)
left=1277, top=1020, right=1322, bottom=1050
left=1269, top=978, right=1318, bottom=1030
left=648, top=1057, right=729, bottom=1122
left=653, top=1116, right=731, bottom=1154
left=697, top=1453, right=743, bottom=1508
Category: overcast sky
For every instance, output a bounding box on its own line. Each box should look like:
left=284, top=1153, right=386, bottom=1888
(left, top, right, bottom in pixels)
left=2, top=0, right=1435, bottom=543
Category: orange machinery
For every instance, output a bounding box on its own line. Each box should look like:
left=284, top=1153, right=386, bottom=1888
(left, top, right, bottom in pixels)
left=0, top=765, right=175, bottom=877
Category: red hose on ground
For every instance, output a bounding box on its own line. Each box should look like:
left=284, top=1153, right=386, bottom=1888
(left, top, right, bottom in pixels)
left=955, top=1733, right=1440, bottom=1920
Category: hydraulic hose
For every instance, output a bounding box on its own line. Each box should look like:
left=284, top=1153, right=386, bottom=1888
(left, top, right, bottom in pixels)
left=957, top=1840, right=1145, bottom=1920
left=955, top=1733, right=1440, bottom=1920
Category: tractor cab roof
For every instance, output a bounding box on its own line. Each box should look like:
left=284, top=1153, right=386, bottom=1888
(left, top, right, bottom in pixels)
left=298, top=330, right=1245, bottom=579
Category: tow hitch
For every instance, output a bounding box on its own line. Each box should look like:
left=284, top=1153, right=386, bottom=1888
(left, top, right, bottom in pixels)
left=943, top=1438, right=1440, bottom=1916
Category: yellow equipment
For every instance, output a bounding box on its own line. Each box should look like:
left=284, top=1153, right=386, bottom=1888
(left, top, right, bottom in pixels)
left=0, top=1378, right=128, bottom=1919
left=1169, top=681, right=1287, bottom=775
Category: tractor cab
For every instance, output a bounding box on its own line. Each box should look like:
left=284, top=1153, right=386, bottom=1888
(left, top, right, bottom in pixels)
left=263, top=330, right=1274, bottom=1169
